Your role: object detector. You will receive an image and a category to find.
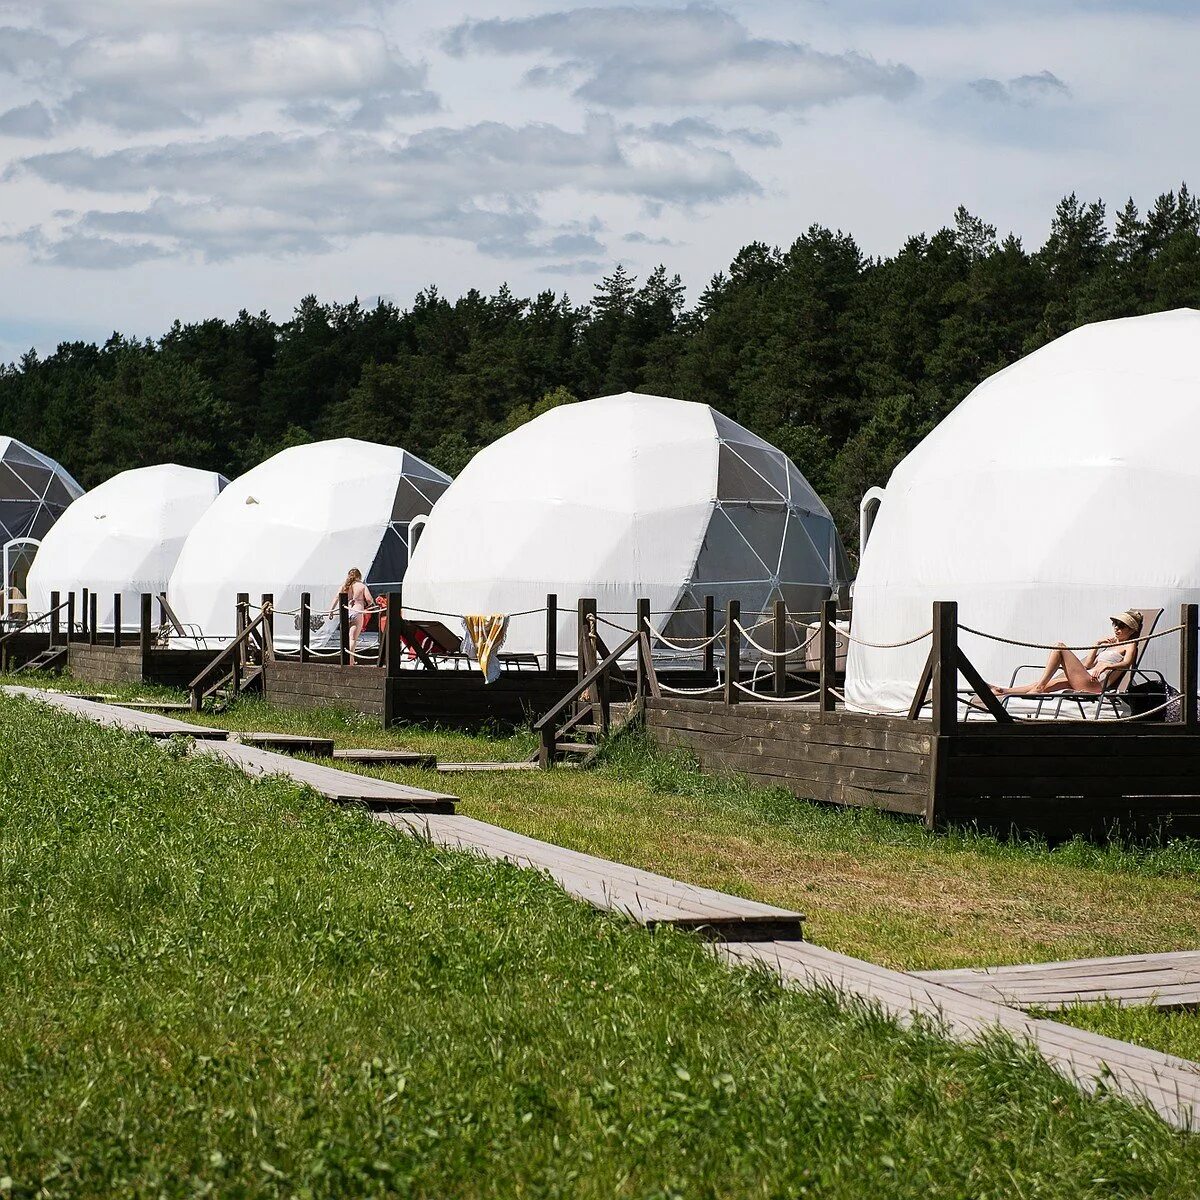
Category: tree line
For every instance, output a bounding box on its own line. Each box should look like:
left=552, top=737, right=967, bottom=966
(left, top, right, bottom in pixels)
left=3, top=187, right=1199, bottom=557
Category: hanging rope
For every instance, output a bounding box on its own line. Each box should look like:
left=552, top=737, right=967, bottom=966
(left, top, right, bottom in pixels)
left=659, top=682, right=725, bottom=696
left=734, top=619, right=821, bottom=658
left=840, top=628, right=932, bottom=649
left=732, top=681, right=821, bottom=703
left=958, top=623, right=1183, bottom=653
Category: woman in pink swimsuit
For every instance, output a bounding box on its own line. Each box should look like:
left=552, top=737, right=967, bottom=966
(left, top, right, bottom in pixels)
left=330, top=568, right=375, bottom=664
left=992, top=609, right=1142, bottom=698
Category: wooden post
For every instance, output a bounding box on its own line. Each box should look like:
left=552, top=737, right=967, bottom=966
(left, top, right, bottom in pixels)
left=383, top=592, right=403, bottom=727
left=235, top=592, right=248, bottom=691
left=299, top=592, right=311, bottom=664
left=140, top=593, right=153, bottom=672
left=66, top=592, right=75, bottom=643
left=1181, top=603, right=1198, bottom=729
left=724, top=599, right=741, bottom=706
left=703, top=595, right=715, bottom=676
left=261, top=593, right=274, bottom=660
left=577, top=598, right=597, bottom=684
left=88, top=592, right=97, bottom=646
left=819, top=597, right=838, bottom=712
left=931, top=601, right=959, bottom=735
left=81, top=587, right=89, bottom=640
left=773, top=599, right=787, bottom=698
left=49, top=591, right=60, bottom=645
left=636, top=597, right=651, bottom=698
left=545, top=593, right=557, bottom=675
left=112, top=594, right=122, bottom=648
left=235, top=593, right=249, bottom=638
left=338, top=594, right=349, bottom=666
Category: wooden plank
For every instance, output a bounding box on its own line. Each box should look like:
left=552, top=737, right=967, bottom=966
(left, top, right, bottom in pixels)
left=717, top=939, right=1200, bottom=1130
left=4, top=687, right=229, bottom=739
left=231, top=732, right=336, bottom=757
left=332, top=748, right=438, bottom=768
left=381, top=812, right=805, bottom=941
left=437, top=761, right=541, bottom=774
left=194, top=740, right=456, bottom=811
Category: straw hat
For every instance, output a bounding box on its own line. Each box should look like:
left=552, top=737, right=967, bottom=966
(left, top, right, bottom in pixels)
left=1110, top=609, right=1143, bottom=633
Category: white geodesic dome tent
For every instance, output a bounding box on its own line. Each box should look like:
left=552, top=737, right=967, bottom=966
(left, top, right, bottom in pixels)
left=168, top=438, right=450, bottom=640
left=0, top=436, right=84, bottom=619
left=846, top=308, right=1200, bottom=713
left=403, top=392, right=850, bottom=663
left=26, top=464, right=227, bottom=629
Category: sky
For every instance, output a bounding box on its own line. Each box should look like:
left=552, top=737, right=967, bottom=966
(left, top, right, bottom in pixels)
left=0, top=0, right=1196, bottom=361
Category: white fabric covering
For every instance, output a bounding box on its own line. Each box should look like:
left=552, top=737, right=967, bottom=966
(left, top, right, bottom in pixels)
left=403, top=392, right=849, bottom=663
left=27, top=464, right=225, bottom=629
left=846, top=308, right=1200, bottom=712
left=168, top=438, right=449, bottom=640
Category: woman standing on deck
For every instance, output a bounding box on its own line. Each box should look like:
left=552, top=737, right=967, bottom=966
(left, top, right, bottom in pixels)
left=330, top=568, right=375, bottom=665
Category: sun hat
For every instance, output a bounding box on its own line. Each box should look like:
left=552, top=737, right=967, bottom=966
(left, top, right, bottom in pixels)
left=1109, top=609, right=1144, bottom=633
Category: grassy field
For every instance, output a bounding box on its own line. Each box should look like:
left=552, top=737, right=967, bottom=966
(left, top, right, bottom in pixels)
left=8, top=673, right=1200, bottom=1060
left=2, top=691, right=1200, bottom=1197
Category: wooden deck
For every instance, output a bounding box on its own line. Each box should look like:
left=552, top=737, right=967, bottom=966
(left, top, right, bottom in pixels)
left=383, top=812, right=806, bottom=942
left=332, top=747, right=438, bottom=768
left=646, top=698, right=1200, bottom=837
left=717, top=940, right=1200, bottom=1130
left=917, top=951, right=1200, bottom=1011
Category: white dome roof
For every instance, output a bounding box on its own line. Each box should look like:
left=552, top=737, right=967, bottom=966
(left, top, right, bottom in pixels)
left=168, top=438, right=450, bottom=639
left=26, top=464, right=225, bottom=628
left=847, top=308, right=1200, bottom=711
left=404, top=392, right=848, bottom=660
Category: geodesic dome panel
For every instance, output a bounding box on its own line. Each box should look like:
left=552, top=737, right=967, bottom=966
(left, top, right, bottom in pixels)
left=26, top=464, right=227, bottom=629
left=167, top=438, right=450, bottom=640
left=0, top=436, right=83, bottom=546
left=403, top=392, right=849, bottom=663
left=846, top=308, right=1200, bottom=713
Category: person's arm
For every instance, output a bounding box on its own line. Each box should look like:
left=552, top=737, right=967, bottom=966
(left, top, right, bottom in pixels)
left=328, top=590, right=341, bottom=618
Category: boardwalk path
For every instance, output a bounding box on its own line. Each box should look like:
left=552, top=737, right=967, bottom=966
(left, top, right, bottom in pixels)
left=5, top=685, right=1199, bottom=1129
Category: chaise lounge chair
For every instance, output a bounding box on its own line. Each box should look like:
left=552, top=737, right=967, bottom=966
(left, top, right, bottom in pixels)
left=1001, top=606, right=1164, bottom=720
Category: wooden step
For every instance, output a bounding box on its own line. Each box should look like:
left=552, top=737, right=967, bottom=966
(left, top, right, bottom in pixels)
left=437, top=761, right=541, bottom=774
left=556, top=741, right=597, bottom=754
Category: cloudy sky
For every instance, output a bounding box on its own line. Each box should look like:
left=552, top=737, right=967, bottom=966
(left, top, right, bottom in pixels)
left=0, top=0, right=1196, bottom=359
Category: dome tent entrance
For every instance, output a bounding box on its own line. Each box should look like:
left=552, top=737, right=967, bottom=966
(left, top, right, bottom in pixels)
left=403, top=392, right=850, bottom=664
left=168, top=438, right=450, bottom=641
left=846, top=308, right=1200, bottom=714
left=26, top=464, right=227, bottom=631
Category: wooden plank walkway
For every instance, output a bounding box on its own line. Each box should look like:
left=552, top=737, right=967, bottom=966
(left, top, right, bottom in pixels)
left=437, top=760, right=541, bottom=774
left=332, top=748, right=438, bottom=769
left=5, top=687, right=454, bottom=813
left=231, top=731, right=336, bottom=758
left=716, top=940, right=1200, bottom=1131
left=383, top=812, right=806, bottom=942
left=917, top=951, right=1200, bottom=1011
left=194, top=740, right=456, bottom=812
left=4, top=686, right=230, bottom=738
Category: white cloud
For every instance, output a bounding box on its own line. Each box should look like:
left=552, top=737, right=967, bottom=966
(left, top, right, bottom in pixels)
left=446, top=5, right=919, bottom=111
left=969, top=70, right=1070, bottom=105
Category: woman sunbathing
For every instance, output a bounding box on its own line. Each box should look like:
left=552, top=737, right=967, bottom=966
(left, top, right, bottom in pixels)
left=992, top=610, right=1143, bottom=697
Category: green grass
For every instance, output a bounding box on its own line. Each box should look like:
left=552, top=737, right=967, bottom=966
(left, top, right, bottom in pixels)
left=7, top=673, right=1200, bottom=1062
left=3, top=692, right=1200, bottom=1197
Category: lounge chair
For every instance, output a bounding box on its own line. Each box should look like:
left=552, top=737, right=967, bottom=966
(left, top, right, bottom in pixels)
left=1001, top=607, right=1164, bottom=720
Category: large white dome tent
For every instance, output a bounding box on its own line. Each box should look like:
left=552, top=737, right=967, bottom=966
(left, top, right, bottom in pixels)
left=403, top=392, right=850, bottom=663
left=846, top=308, right=1200, bottom=713
left=26, top=464, right=227, bottom=630
left=168, top=438, right=450, bottom=640
left=0, top=436, right=84, bottom=620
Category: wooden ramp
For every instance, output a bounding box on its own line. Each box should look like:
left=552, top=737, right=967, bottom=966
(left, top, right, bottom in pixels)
left=383, top=812, right=805, bottom=942
left=717, top=939, right=1200, bottom=1131
left=195, top=740, right=456, bottom=812
left=916, top=951, right=1200, bottom=1011
left=4, top=686, right=229, bottom=739
left=231, top=731, right=336, bottom=758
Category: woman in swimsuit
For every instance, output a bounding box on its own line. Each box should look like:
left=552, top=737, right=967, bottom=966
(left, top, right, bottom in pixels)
left=992, top=609, right=1142, bottom=697
left=330, top=567, right=375, bottom=665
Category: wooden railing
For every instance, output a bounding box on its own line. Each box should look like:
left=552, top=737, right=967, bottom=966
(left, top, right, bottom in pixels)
left=187, top=604, right=271, bottom=710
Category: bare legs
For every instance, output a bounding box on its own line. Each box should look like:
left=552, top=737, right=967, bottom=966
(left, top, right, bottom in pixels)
left=993, top=643, right=1101, bottom=696
left=348, top=614, right=363, bottom=665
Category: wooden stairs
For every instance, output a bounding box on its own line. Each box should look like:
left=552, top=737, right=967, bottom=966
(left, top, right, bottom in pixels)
left=535, top=610, right=659, bottom=767
left=188, top=604, right=272, bottom=712
left=13, top=646, right=68, bottom=675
